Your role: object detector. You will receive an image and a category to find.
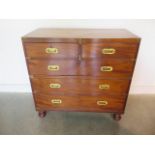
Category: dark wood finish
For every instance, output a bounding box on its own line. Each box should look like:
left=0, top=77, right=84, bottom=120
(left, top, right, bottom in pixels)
left=28, top=59, right=135, bottom=78
left=113, top=113, right=122, bottom=121
left=35, top=94, right=125, bottom=112
left=22, top=28, right=141, bottom=120
left=22, top=28, right=140, bottom=43
left=38, top=111, right=47, bottom=118
left=31, top=76, right=130, bottom=95
left=82, top=42, right=139, bottom=59
left=25, top=42, right=79, bottom=58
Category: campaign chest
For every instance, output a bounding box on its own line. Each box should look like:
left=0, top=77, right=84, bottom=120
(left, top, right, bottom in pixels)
left=22, top=28, right=140, bottom=120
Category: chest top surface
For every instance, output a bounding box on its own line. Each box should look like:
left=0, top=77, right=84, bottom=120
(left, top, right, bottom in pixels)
left=22, top=28, right=140, bottom=43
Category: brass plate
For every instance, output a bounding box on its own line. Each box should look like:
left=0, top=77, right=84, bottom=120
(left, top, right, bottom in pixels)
left=48, top=65, right=59, bottom=71
left=102, top=48, right=116, bottom=54
left=45, top=48, right=58, bottom=54
left=99, top=84, right=110, bottom=90
left=51, top=99, right=62, bottom=104
left=49, top=83, right=61, bottom=88
left=97, top=100, right=108, bottom=106
left=100, top=66, right=113, bottom=72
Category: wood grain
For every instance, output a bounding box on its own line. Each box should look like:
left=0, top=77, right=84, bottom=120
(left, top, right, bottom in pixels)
left=22, top=28, right=140, bottom=43
left=28, top=59, right=135, bottom=78
left=31, top=76, right=130, bottom=95
left=35, top=93, right=125, bottom=112
left=22, top=28, right=141, bottom=118
left=25, top=42, right=79, bottom=58
left=82, top=42, right=139, bottom=59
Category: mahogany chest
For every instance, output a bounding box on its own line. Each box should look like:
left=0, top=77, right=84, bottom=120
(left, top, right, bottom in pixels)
left=22, top=28, right=140, bottom=120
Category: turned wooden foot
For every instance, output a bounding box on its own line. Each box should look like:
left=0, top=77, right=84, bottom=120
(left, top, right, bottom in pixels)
left=113, top=113, right=122, bottom=121
left=38, top=111, right=47, bottom=118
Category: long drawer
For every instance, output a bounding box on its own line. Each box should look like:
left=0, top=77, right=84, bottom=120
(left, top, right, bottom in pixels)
left=28, top=59, right=135, bottom=78
left=31, top=76, right=130, bottom=95
left=35, top=94, right=125, bottom=112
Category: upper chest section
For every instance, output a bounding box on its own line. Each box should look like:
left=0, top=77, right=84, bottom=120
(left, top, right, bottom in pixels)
left=22, top=28, right=140, bottom=59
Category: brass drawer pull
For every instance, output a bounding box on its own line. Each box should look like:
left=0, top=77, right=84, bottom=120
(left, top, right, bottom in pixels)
left=48, top=65, right=59, bottom=71
left=97, top=100, right=108, bottom=106
left=49, top=83, right=61, bottom=88
left=102, top=48, right=116, bottom=54
left=100, top=66, right=113, bottom=72
left=51, top=99, right=62, bottom=104
left=99, top=84, right=110, bottom=90
left=45, top=48, right=58, bottom=54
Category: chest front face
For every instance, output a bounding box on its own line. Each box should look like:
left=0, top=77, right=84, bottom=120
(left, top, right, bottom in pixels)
left=22, top=28, right=140, bottom=120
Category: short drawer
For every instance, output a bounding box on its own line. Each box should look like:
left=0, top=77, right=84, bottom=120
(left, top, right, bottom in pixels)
left=35, top=94, right=125, bottom=112
left=28, top=59, right=135, bottom=78
left=31, top=76, right=130, bottom=95
left=24, top=43, right=79, bottom=58
left=82, top=43, right=138, bottom=58
left=28, top=59, right=79, bottom=75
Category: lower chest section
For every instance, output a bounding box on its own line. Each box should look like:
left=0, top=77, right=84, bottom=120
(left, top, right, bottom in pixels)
left=31, top=76, right=129, bottom=113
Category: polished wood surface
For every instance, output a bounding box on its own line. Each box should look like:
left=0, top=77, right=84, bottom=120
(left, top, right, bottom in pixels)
left=31, top=76, right=130, bottom=95
left=22, top=28, right=141, bottom=120
left=23, top=28, right=139, bottom=38
left=82, top=42, right=139, bottom=59
left=35, top=94, right=125, bottom=112
left=28, top=59, right=135, bottom=78
left=25, top=42, right=79, bottom=58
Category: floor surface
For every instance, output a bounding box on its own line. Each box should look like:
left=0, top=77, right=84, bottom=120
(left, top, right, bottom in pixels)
left=0, top=93, right=155, bottom=135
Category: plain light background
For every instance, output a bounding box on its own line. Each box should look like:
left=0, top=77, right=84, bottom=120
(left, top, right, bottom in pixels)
left=0, top=19, right=155, bottom=94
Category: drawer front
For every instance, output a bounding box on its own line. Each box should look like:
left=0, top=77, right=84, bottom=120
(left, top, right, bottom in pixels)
left=28, top=59, right=79, bottom=75
left=24, top=43, right=79, bottom=58
left=31, top=77, right=130, bottom=95
left=35, top=94, right=125, bottom=112
left=28, top=59, right=134, bottom=78
left=82, top=43, right=138, bottom=58
left=81, top=59, right=134, bottom=78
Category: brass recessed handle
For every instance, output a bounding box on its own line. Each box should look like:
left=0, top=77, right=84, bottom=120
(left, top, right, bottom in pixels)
left=48, top=65, right=59, bottom=71
left=102, top=48, right=116, bottom=54
left=45, top=48, right=58, bottom=54
left=100, top=66, right=113, bottom=72
left=51, top=99, right=62, bottom=104
left=99, top=84, right=110, bottom=90
left=97, top=100, right=108, bottom=106
left=49, top=83, right=61, bottom=88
